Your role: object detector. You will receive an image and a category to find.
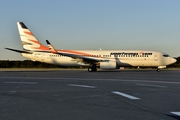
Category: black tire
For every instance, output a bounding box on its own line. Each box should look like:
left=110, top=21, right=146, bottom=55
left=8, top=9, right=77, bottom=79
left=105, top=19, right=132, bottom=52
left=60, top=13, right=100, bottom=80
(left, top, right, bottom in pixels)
left=92, top=67, right=97, bottom=72
left=88, top=67, right=93, bottom=72
left=88, top=67, right=97, bottom=72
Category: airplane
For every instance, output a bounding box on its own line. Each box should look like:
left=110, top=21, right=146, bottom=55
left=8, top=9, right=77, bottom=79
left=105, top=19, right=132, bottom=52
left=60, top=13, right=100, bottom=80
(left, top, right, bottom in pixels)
left=5, top=22, right=177, bottom=72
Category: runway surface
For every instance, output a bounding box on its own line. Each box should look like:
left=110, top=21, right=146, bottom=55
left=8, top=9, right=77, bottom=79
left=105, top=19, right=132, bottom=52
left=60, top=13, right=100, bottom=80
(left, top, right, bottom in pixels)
left=0, top=69, right=180, bottom=120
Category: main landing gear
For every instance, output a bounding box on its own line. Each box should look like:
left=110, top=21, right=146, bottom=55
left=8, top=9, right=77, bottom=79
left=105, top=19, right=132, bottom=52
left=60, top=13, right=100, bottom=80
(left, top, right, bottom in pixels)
left=88, top=65, right=97, bottom=72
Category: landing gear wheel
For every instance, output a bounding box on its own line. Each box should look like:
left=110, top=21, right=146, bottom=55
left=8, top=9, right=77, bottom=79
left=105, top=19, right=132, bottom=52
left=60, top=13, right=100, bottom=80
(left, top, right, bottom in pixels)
left=88, top=67, right=93, bottom=72
left=92, top=67, right=97, bottom=72
left=88, top=67, right=97, bottom=72
left=156, top=69, right=160, bottom=72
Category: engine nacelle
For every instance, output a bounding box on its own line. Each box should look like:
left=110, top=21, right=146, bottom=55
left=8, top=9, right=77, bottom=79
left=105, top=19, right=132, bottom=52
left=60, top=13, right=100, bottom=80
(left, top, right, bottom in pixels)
left=158, top=66, right=166, bottom=69
left=100, top=61, right=117, bottom=69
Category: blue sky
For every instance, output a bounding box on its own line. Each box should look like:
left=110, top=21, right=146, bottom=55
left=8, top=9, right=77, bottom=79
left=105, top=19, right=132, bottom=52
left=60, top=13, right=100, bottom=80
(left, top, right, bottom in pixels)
left=0, top=0, right=180, bottom=60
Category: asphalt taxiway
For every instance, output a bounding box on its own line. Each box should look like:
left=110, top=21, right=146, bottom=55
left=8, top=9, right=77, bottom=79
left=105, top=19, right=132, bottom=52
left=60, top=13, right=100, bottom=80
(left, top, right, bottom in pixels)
left=0, top=69, right=180, bottom=120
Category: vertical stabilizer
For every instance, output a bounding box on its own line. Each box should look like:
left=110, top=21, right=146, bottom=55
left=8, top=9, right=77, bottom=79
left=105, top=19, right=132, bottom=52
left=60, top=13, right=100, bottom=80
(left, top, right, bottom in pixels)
left=17, top=22, right=48, bottom=51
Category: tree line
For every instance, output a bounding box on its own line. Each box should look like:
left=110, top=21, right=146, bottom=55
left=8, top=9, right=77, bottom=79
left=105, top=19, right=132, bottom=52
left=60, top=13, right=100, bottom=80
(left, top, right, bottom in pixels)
left=0, top=57, right=180, bottom=68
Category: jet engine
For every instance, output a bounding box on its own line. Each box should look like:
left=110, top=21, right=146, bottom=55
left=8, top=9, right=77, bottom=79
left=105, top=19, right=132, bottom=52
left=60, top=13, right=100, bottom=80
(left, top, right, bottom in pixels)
left=99, top=61, right=118, bottom=69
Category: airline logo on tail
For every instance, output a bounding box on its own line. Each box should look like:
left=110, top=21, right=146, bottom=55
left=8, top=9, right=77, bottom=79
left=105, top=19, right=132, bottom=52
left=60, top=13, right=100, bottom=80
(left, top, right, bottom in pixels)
left=17, top=22, right=48, bottom=51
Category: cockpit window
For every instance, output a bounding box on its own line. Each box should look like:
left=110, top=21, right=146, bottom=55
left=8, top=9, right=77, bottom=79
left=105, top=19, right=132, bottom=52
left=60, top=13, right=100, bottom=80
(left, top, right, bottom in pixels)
left=163, top=54, right=169, bottom=57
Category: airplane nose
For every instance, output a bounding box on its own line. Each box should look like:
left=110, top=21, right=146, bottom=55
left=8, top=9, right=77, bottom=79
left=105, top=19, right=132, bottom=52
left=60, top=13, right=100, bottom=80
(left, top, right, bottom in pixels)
left=172, top=58, right=177, bottom=63
left=166, top=57, right=177, bottom=65
left=170, top=58, right=177, bottom=64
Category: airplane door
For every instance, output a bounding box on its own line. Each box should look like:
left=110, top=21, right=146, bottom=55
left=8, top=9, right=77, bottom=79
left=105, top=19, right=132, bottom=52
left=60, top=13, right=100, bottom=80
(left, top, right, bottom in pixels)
left=154, top=54, right=158, bottom=61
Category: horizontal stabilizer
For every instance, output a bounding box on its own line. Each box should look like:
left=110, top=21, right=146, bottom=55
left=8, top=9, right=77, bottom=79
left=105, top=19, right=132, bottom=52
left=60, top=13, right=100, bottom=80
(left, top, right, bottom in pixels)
left=5, top=48, right=32, bottom=54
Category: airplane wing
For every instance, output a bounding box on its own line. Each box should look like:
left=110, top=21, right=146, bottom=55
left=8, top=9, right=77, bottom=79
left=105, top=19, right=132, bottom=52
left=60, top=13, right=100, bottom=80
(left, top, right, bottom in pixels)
left=45, top=40, right=104, bottom=64
left=5, top=48, right=32, bottom=54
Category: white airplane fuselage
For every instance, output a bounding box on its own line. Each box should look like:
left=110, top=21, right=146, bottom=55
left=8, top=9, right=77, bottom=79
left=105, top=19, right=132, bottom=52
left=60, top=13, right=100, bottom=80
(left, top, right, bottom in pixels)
left=22, top=50, right=176, bottom=69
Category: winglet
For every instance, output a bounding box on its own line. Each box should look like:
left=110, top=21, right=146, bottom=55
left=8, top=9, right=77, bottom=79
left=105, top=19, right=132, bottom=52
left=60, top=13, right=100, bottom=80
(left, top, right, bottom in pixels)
left=45, top=40, right=58, bottom=54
